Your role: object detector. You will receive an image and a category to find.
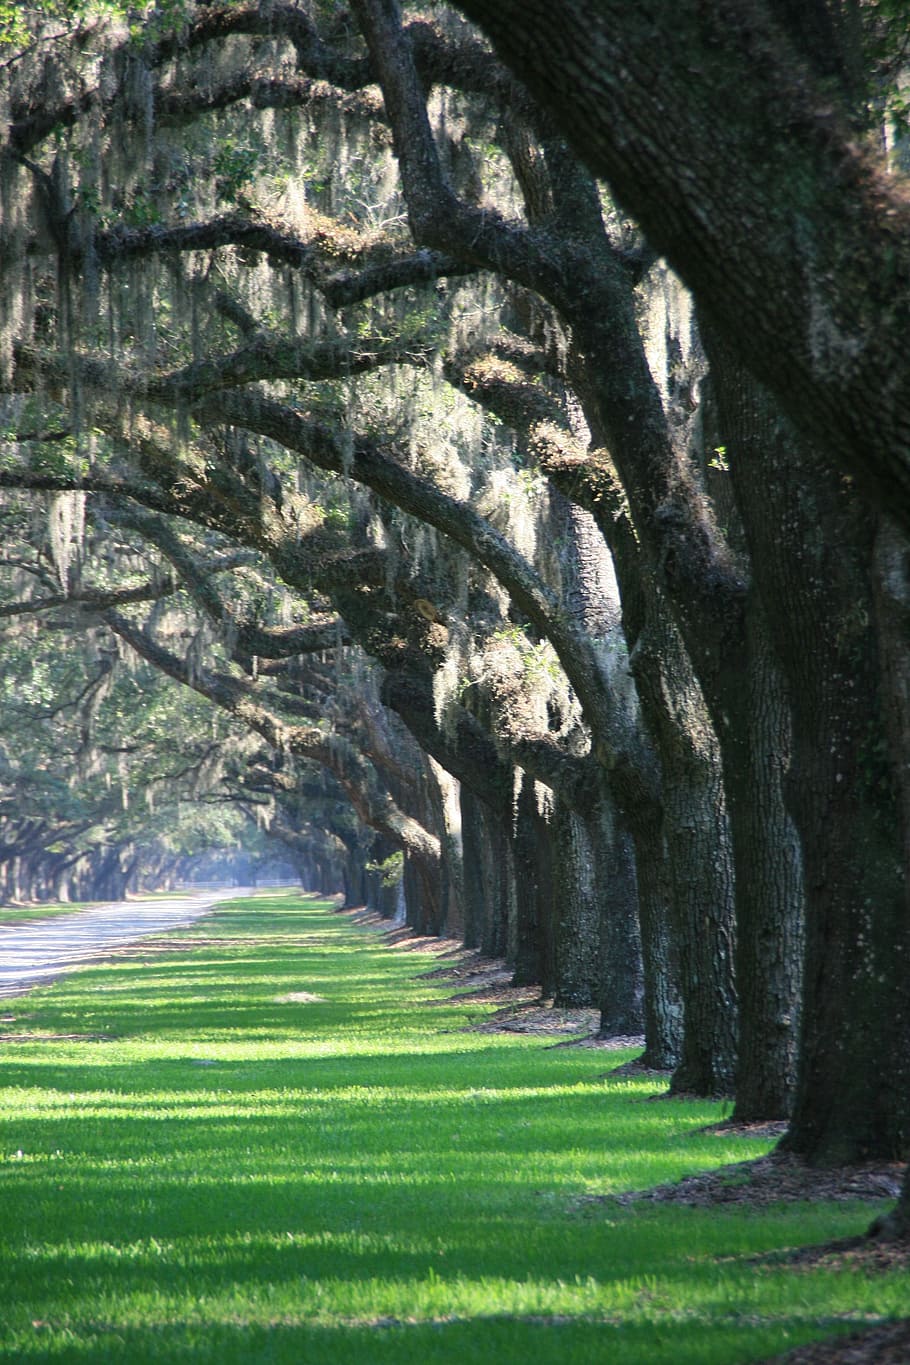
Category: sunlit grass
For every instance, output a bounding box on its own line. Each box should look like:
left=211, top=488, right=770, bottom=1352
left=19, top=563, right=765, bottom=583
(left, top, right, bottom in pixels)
left=0, top=893, right=905, bottom=1362
left=0, top=902, right=103, bottom=925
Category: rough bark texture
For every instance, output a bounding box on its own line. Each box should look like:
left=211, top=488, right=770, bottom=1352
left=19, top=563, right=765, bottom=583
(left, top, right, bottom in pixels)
left=429, top=758, right=466, bottom=940
left=522, top=161, right=791, bottom=1107
left=510, top=771, right=554, bottom=989
left=710, top=351, right=910, bottom=1163
left=885, top=1168, right=910, bottom=1239
left=458, top=787, right=487, bottom=951
left=724, top=605, right=804, bottom=1119
left=549, top=494, right=642, bottom=1016
left=631, top=611, right=738, bottom=1096
left=454, top=0, right=910, bottom=530
left=625, top=806, right=683, bottom=1067
left=873, top=517, right=910, bottom=957
left=548, top=801, right=603, bottom=1008
left=342, top=851, right=368, bottom=910
left=459, top=788, right=511, bottom=959
left=590, top=800, right=645, bottom=1034
left=546, top=469, right=721, bottom=1081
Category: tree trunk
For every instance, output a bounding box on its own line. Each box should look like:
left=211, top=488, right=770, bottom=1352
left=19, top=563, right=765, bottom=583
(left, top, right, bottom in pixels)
left=631, top=608, right=738, bottom=1096
left=547, top=493, right=660, bottom=1036
left=624, top=806, right=682, bottom=1066
left=723, top=605, right=804, bottom=1119
left=427, top=758, right=465, bottom=939
left=460, top=787, right=511, bottom=959
left=50, top=855, right=75, bottom=903
left=574, top=239, right=804, bottom=1116
left=510, top=770, right=552, bottom=990
left=551, top=800, right=605, bottom=1008
left=872, top=1168, right=910, bottom=1241
left=453, top=0, right=910, bottom=532
left=550, top=476, right=722, bottom=1080
left=711, top=348, right=910, bottom=1163
left=342, top=849, right=367, bottom=910
left=591, top=800, right=644, bottom=1033
left=459, top=786, right=486, bottom=951
left=402, top=842, right=446, bottom=936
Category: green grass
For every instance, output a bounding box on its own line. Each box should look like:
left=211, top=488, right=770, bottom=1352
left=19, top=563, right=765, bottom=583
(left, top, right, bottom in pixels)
left=0, top=893, right=905, bottom=1363
left=0, top=902, right=103, bottom=926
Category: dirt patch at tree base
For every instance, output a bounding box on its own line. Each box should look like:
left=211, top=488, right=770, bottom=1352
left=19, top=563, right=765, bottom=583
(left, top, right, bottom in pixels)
left=344, top=909, right=469, bottom=957
left=606, top=1151, right=905, bottom=1211
left=340, top=909, right=649, bottom=1047
left=752, top=1317, right=910, bottom=1365
left=434, top=964, right=642, bottom=1046
left=343, top=909, right=617, bottom=1035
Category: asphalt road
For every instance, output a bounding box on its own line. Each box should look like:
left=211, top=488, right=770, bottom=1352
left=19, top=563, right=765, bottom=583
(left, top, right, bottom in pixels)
left=0, top=890, right=245, bottom=998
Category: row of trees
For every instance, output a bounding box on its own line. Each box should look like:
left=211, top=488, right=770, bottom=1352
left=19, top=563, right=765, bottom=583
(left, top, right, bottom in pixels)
left=0, top=600, right=304, bottom=901
left=2, top=0, right=908, bottom=1236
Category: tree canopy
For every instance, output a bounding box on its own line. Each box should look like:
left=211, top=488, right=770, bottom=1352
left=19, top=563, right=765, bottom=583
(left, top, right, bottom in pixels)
left=454, top=0, right=910, bottom=525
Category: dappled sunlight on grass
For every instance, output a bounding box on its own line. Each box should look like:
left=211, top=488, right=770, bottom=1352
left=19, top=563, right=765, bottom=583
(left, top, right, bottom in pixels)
left=0, top=895, right=904, bottom=1364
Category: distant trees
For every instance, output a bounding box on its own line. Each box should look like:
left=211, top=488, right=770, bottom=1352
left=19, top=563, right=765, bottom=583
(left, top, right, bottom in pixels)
left=0, top=520, right=262, bottom=901
left=2, top=0, right=909, bottom=1226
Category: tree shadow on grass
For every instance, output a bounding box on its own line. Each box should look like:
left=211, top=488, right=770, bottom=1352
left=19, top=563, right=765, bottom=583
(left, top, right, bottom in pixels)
left=9, top=1309, right=847, bottom=1365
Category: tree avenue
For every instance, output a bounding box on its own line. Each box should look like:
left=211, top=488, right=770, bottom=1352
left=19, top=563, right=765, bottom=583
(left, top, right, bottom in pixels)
left=1, top=0, right=908, bottom=1241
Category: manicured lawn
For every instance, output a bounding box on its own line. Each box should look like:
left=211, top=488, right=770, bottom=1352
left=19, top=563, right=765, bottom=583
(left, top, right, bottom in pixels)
left=0, top=893, right=903, bottom=1362
left=0, top=903, right=104, bottom=926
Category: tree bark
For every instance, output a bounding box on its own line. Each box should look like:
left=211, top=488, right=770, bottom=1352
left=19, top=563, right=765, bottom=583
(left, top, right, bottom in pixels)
left=453, top=0, right=910, bottom=529
left=510, top=770, right=553, bottom=989
left=710, top=347, right=910, bottom=1163
left=589, top=798, right=644, bottom=1033
left=723, top=605, right=804, bottom=1119
left=874, top=1168, right=910, bottom=1240
left=631, top=609, right=738, bottom=1096
left=547, top=494, right=642, bottom=1016
left=459, top=787, right=511, bottom=959
left=624, top=804, right=682, bottom=1068
left=547, top=800, right=602, bottom=1007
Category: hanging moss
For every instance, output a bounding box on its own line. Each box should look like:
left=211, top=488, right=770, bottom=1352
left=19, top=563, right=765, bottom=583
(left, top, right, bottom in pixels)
left=47, top=490, right=86, bottom=591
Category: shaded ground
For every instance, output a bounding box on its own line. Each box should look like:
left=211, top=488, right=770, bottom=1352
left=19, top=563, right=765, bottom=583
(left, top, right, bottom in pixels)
left=343, top=906, right=910, bottom=1365
left=753, top=1318, right=910, bottom=1364
left=609, top=1150, right=905, bottom=1211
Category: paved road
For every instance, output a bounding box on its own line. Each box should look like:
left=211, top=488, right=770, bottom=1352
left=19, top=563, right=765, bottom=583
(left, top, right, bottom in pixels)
left=0, top=890, right=246, bottom=998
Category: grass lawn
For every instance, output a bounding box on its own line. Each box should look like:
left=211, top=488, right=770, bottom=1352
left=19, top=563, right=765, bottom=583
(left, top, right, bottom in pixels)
left=0, top=903, right=107, bottom=927
left=0, top=892, right=905, bottom=1363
